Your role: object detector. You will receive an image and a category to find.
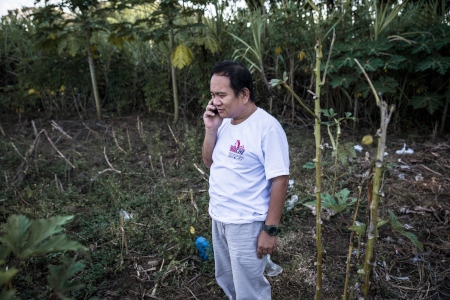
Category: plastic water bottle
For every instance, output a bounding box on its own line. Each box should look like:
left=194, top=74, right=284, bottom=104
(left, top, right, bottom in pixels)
left=195, top=236, right=212, bottom=261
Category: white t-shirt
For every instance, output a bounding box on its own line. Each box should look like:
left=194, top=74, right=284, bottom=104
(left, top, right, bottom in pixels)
left=208, top=108, right=290, bottom=224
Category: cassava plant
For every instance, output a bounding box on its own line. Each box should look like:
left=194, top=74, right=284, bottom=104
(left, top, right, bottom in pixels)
left=343, top=186, right=363, bottom=300
left=271, top=30, right=336, bottom=300
left=321, top=108, right=356, bottom=195
left=0, top=214, right=87, bottom=299
left=354, top=58, right=395, bottom=296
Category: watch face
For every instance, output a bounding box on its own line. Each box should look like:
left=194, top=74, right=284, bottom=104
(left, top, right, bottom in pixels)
left=265, top=225, right=279, bottom=236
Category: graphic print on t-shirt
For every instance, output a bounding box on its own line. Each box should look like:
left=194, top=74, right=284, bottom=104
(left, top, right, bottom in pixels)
left=228, top=140, right=245, bottom=160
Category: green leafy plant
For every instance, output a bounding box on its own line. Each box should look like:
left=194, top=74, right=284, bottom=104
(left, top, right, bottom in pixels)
left=304, top=188, right=356, bottom=225
left=48, top=260, right=86, bottom=300
left=387, top=210, right=423, bottom=252
left=322, top=108, right=357, bottom=194
left=0, top=214, right=87, bottom=299
left=0, top=215, right=86, bottom=260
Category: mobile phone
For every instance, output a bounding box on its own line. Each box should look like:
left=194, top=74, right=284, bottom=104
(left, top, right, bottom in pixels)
left=212, top=108, right=218, bottom=114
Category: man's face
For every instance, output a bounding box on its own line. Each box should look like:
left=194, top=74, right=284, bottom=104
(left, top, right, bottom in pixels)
left=210, top=74, right=248, bottom=120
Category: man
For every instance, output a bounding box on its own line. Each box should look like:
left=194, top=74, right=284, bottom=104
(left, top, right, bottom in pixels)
left=202, top=60, right=290, bottom=300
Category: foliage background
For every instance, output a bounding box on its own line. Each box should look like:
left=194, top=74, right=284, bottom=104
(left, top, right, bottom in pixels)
left=1, top=0, right=449, bottom=132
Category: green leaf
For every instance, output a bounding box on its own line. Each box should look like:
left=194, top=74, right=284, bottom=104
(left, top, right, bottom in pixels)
left=358, top=58, right=384, bottom=72
left=0, top=215, right=31, bottom=256
left=269, top=79, right=281, bottom=87
left=306, top=189, right=356, bottom=213
left=0, top=268, right=19, bottom=285
left=0, top=215, right=87, bottom=260
left=388, top=210, right=404, bottom=231
left=0, top=247, right=11, bottom=260
left=321, top=108, right=337, bottom=118
left=302, top=162, right=315, bottom=169
left=306, top=0, right=319, bottom=11
left=334, top=55, right=356, bottom=69
left=365, top=39, right=392, bottom=56
left=321, top=193, right=337, bottom=210
left=27, top=235, right=87, bottom=258
left=28, top=216, right=75, bottom=250
left=321, top=60, right=338, bottom=74
left=0, top=291, right=15, bottom=300
left=58, top=34, right=82, bottom=57
left=172, top=44, right=194, bottom=70
left=403, top=231, right=424, bottom=252
left=335, top=188, right=354, bottom=205
left=412, top=40, right=433, bottom=54
left=196, top=36, right=221, bottom=54
left=333, top=142, right=357, bottom=165
left=388, top=210, right=423, bottom=252
left=415, top=57, right=450, bottom=75
left=377, top=219, right=389, bottom=228
left=349, top=222, right=366, bottom=234
left=410, top=94, right=444, bottom=114
left=384, top=55, right=407, bottom=70
left=330, top=74, right=357, bottom=89
left=435, top=35, right=450, bottom=51
left=372, top=77, right=398, bottom=94
left=48, top=261, right=85, bottom=296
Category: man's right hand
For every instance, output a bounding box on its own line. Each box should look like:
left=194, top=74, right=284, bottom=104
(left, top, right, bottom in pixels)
left=203, top=100, right=223, bottom=130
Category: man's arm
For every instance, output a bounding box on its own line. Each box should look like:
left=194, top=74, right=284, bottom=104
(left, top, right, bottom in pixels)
left=202, top=128, right=218, bottom=168
left=257, top=175, right=289, bottom=259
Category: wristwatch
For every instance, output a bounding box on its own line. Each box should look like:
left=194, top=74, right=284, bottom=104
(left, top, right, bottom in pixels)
left=263, top=225, right=280, bottom=236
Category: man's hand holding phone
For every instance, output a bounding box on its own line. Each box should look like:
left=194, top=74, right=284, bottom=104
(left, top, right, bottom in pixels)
left=203, top=101, right=222, bottom=130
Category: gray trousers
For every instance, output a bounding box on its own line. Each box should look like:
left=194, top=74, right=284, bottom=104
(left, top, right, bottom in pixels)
left=212, top=219, right=271, bottom=300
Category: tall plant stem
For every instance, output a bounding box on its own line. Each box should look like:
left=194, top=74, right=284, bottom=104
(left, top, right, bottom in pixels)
left=355, top=59, right=395, bottom=296
left=86, top=29, right=102, bottom=121
left=281, top=82, right=318, bottom=120
left=289, top=49, right=295, bottom=123
left=343, top=186, right=362, bottom=300
left=326, top=123, right=341, bottom=196
left=169, top=28, right=179, bottom=124
left=314, top=38, right=323, bottom=300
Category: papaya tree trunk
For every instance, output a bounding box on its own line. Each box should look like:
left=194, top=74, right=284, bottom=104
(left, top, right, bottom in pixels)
left=85, top=29, right=102, bottom=121
left=170, top=28, right=179, bottom=124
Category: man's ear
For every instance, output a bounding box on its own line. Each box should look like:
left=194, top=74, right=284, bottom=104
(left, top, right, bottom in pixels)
left=240, top=88, right=250, bottom=100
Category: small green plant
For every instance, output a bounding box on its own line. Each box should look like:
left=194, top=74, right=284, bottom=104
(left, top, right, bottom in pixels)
left=322, top=108, right=357, bottom=195
left=386, top=210, right=423, bottom=251
left=304, top=188, right=356, bottom=225
left=0, top=214, right=87, bottom=299
left=48, top=260, right=86, bottom=299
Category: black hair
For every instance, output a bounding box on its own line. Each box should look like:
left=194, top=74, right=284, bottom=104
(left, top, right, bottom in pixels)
left=211, top=60, right=255, bottom=102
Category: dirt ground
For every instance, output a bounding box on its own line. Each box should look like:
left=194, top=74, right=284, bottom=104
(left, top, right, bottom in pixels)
left=1, top=115, right=449, bottom=300
left=107, top=126, right=450, bottom=300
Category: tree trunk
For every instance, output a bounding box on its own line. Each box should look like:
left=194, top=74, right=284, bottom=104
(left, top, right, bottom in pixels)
left=86, top=29, right=102, bottom=121
left=170, top=28, right=179, bottom=124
